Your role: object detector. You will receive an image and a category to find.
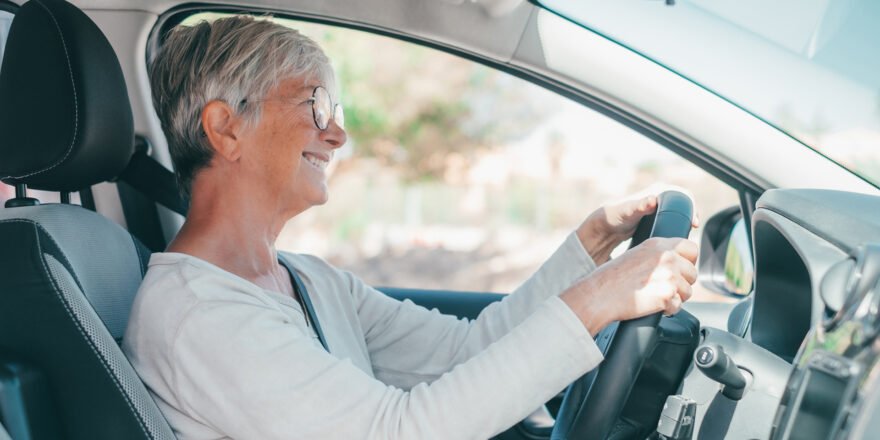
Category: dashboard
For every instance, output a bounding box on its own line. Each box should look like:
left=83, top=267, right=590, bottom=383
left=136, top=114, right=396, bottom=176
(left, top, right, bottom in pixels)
left=671, top=189, right=880, bottom=440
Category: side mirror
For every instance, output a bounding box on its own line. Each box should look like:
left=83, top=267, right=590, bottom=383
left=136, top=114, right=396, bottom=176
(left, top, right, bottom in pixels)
left=698, top=206, right=754, bottom=297
left=723, top=219, right=754, bottom=295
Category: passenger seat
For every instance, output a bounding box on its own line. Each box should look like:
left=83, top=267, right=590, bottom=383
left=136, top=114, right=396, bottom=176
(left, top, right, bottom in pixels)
left=0, top=0, right=175, bottom=438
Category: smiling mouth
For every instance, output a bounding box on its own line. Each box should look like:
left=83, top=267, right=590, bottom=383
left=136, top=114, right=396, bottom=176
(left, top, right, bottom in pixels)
left=303, top=152, right=330, bottom=170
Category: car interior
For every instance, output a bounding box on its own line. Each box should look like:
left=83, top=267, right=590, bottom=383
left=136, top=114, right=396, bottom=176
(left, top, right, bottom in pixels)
left=2, top=0, right=880, bottom=439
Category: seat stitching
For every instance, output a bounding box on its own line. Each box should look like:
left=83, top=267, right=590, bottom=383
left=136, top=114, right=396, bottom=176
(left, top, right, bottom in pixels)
left=5, top=0, right=79, bottom=180
left=2, top=219, right=154, bottom=438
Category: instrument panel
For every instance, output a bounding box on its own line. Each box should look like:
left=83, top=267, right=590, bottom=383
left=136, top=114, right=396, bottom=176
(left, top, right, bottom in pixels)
left=667, top=190, right=880, bottom=440
left=770, top=244, right=880, bottom=440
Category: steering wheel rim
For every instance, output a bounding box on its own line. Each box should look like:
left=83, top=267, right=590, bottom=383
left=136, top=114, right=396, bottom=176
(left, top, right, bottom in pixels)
left=551, top=191, right=694, bottom=440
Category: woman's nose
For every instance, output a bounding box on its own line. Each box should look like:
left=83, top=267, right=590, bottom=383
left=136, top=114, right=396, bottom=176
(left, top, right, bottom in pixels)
left=321, top=120, right=347, bottom=149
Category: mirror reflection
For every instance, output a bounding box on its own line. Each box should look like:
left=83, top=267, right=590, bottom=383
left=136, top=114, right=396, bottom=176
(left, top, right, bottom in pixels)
left=724, top=218, right=754, bottom=296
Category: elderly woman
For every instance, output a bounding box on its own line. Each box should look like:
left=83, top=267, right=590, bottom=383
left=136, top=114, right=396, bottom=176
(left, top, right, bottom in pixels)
left=123, top=15, right=699, bottom=440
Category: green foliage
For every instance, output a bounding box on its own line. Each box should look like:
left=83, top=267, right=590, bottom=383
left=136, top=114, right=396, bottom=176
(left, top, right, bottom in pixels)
left=178, top=13, right=557, bottom=182
left=287, top=19, right=553, bottom=181
left=724, top=239, right=753, bottom=295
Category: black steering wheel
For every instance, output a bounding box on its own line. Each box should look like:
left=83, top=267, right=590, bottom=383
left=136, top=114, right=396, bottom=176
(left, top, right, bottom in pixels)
left=551, top=191, right=694, bottom=440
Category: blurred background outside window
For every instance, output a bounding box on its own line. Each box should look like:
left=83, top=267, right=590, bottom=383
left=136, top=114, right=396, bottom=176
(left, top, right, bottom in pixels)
left=245, top=16, right=740, bottom=301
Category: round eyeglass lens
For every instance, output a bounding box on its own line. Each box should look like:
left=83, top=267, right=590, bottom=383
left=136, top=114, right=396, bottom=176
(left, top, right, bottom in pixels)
left=312, top=87, right=332, bottom=130
left=333, top=104, right=345, bottom=129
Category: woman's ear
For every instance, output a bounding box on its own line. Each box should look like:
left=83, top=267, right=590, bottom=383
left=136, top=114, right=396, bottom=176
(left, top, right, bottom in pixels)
left=201, top=101, right=244, bottom=162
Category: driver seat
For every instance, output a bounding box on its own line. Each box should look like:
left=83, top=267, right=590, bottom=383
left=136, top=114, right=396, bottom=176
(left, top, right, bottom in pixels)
left=0, top=0, right=175, bottom=438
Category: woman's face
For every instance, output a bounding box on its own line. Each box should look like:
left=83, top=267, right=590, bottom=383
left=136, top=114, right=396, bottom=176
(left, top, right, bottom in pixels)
left=238, top=76, right=347, bottom=214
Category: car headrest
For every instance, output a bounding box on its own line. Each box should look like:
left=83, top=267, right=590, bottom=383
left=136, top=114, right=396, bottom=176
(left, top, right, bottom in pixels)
left=0, top=0, right=134, bottom=192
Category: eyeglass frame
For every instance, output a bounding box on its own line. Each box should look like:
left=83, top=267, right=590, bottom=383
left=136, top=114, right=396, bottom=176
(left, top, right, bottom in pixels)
left=239, top=86, right=344, bottom=131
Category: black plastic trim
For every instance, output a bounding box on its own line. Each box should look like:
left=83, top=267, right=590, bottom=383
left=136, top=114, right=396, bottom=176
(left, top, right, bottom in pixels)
left=739, top=190, right=758, bottom=246
left=756, top=189, right=880, bottom=255
left=751, top=220, right=812, bottom=362
left=378, top=287, right=504, bottom=321
left=679, top=327, right=791, bottom=439
left=78, top=186, right=96, bottom=212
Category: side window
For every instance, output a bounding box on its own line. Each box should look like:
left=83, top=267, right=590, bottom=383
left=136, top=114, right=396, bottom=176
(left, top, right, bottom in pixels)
left=184, top=14, right=741, bottom=302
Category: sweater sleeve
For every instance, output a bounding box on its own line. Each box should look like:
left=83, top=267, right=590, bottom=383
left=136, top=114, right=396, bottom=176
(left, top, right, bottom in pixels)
left=354, top=231, right=598, bottom=388
left=169, top=295, right=602, bottom=440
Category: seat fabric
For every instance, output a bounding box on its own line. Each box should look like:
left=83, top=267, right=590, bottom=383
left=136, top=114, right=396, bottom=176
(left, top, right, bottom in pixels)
left=0, top=0, right=180, bottom=437
left=0, top=204, right=176, bottom=439
left=0, top=0, right=178, bottom=435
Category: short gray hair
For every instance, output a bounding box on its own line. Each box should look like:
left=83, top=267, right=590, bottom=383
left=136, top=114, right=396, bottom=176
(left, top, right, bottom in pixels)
left=149, top=15, right=334, bottom=197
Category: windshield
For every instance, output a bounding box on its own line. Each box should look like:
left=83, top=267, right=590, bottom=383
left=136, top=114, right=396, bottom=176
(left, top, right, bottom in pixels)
left=539, top=0, right=880, bottom=186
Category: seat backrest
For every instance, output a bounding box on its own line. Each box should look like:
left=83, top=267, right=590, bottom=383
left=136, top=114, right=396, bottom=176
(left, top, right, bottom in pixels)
left=0, top=0, right=175, bottom=438
left=0, top=207, right=174, bottom=439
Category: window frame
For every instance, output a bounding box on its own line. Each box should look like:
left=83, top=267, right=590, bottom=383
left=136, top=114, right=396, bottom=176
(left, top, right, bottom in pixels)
left=146, top=4, right=764, bottom=202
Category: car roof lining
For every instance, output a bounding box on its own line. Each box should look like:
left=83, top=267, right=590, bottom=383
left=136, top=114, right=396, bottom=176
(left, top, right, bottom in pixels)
left=92, top=0, right=537, bottom=64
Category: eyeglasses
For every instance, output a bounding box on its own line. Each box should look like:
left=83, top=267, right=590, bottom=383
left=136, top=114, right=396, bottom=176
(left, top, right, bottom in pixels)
left=241, top=86, right=344, bottom=131
left=307, top=86, right=344, bottom=131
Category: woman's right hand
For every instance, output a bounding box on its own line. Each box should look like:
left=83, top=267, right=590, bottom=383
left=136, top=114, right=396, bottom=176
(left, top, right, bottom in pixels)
left=560, top=237, right=699, bottom=336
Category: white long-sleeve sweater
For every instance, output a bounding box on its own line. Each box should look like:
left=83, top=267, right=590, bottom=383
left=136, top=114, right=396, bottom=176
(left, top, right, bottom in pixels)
left=122, top=232, right=604, bottom=439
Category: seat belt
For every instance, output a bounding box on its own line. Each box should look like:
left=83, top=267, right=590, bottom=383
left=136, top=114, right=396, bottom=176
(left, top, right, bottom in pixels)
left=116, top=147, right=189, bottom=217
left=116, top=147, right=329, bottom=352
left=278, top=255, right=330, bottom=352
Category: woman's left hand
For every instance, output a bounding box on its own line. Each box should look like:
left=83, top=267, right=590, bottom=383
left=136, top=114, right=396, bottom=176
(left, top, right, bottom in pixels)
left=577, top=186, right=699, bottom=264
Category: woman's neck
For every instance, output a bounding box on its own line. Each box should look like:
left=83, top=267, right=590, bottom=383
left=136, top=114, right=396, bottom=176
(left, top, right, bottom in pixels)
left=166, top=174, right=298, bottom=282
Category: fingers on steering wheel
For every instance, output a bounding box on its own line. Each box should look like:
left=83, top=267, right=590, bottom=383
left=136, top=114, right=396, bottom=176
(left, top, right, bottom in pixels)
left=674, top=238, right=699, bottom=264
left=639, top=194, right=659, bottom=215
left=676, top=253, right=698, bottom=285
left=620, top=195, right=657, bottom=223
left=675, top=274, right=694, bottom=303
left=665, top=294, right=683, bottom=315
